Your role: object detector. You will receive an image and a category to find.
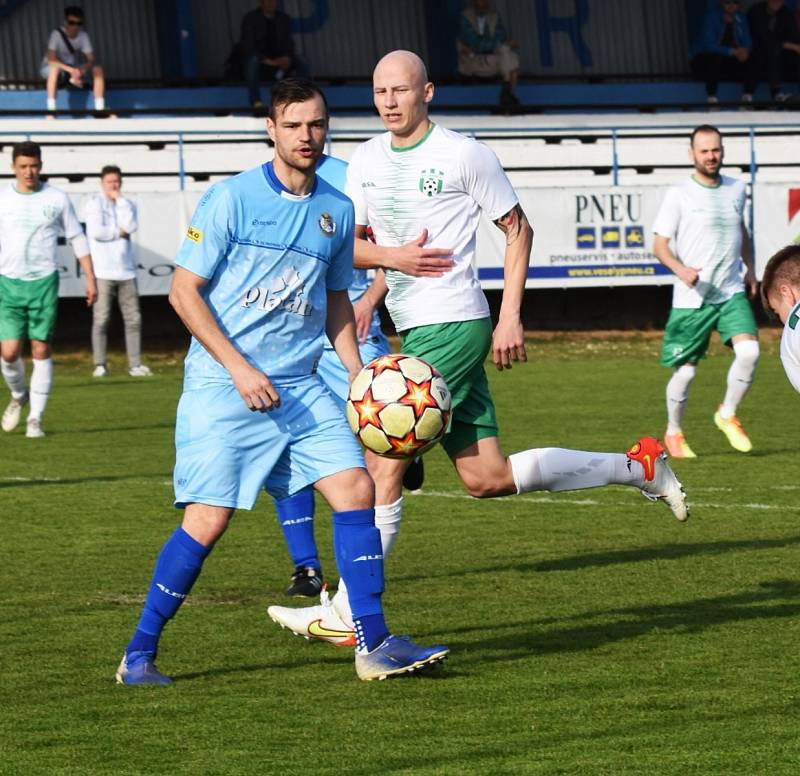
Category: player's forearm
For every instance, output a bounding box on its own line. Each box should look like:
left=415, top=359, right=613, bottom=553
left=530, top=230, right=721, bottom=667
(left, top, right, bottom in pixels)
left=499, top=220, right=532, bottom=321
left=353, top=237, right=391, bottom=270
left=740, top=226, right=754, bottom=271
left=326, top=292, right=362, bottom=376
left=76, top=254, right=95, bottom=283
left=361, top=270, right=388, bottom=308
left=653, top=237, right=683, bottom=274
left=169, top=285, right=250, bottom=374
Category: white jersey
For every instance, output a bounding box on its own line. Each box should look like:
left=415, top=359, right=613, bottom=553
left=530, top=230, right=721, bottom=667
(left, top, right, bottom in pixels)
left=346, top=123, right=518, bottom=332
left=44, top=27, right=93, bottom=66
left=780, top=301, right=800, bottom=393
left=652, top=175, right=746, bottom=309
left=0, top=183, right=88, bottom=281
left=84, top=193, right=138, bottom=280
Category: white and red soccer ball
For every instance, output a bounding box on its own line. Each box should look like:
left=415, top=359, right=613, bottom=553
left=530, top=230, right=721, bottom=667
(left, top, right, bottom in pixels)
left=346, top=354, right=452, bottom=459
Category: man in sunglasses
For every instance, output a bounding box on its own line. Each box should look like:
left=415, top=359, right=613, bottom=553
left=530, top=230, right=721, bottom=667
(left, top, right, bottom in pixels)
left=40, top=5, right=106, bottom=115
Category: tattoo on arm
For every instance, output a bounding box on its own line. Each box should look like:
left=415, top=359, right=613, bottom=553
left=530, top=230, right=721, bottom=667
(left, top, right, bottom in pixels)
left=494, top=204, right=526, bottom=245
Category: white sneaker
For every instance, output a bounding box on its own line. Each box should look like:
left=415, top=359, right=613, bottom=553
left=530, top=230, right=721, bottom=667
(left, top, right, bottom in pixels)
left=129, top=365, right=152, bottom=377
left=2, top=393, right=28, bottom=432
left=25, top=418, right=45, bottom=438
left=627, top=436, right=689, bottom=522
left=268, top=588, right=355, bottom=646
left=92, top=364, right=108, bottom=377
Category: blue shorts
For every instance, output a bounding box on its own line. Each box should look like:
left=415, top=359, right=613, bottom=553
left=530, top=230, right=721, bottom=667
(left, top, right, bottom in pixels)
left=317, top=332, right=390, bottom=409
left=173, top=376, right=365, bottom=510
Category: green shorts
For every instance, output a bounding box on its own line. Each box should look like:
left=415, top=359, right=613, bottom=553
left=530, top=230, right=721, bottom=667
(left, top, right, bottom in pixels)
left=661, top=292, right=758, bottom=368
left=0, top=272, right=60, bottom=343
left=399, top=317, right=499, bottom=457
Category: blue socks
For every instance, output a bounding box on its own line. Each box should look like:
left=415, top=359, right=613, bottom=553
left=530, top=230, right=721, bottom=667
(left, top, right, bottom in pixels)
left=126, top=526, right=210, bottom=657
left=332, top=508, right=388, bottom=652
left=274, top=487, right=319, bottom=569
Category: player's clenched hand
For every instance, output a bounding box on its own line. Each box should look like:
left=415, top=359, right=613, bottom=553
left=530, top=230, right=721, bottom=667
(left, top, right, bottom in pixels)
left=230, top=363, right=280, bottom=412
left=677, top=265, right=700, bottom=288
left=492, top=317, right=527, bottom=371
left=392, top=229, right=455, bottom=277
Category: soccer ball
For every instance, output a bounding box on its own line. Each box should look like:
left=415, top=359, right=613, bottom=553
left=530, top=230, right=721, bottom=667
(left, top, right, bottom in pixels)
left=346, top=354, right=451, bottom=458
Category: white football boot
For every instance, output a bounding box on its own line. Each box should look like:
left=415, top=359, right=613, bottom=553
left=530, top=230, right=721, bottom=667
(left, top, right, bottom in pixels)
left=268, top=588, right=355, bottom=647
left=627, top=436, right=689, bottom=522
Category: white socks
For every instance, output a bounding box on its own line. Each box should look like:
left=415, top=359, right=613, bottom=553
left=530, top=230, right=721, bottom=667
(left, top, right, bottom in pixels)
left=1, top=357, right=27, bottom=399
left=720, top=340, right=759, bottom=419
left=508, top=448, right=644, bottom=493
left=94, top=97, right=105, bottom=111
left=334, top=498, right=404, bottom=628
left=666, top=363, right=697, bottom=434
left=28, top=358, right=53, bottom=421
left=47, top=97, right=56, bottom=111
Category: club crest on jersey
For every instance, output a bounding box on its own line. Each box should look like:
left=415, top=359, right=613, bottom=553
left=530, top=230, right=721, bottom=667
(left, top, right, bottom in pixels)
left=318, top=212, right=336, bottom=236
left=42, top=205, right=59, bottom=219
left=419, top=168, right=444, bottom=197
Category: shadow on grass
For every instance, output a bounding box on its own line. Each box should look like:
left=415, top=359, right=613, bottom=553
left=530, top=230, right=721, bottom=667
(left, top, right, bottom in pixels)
left=0, top=472, right=171, bottom=489
left=533, top=535, right=800, bottom=572
left=458, top=578, right=800, bottom=660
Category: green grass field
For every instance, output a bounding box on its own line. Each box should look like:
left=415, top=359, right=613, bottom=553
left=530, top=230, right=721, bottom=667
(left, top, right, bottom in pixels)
left=2, top=333, right=799, bottom=775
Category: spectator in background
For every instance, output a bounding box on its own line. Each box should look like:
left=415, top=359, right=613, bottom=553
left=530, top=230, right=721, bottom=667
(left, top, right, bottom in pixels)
left=85, top=166, right=151, bottom=378
left=690, top=0, right=756, bottom=105
left=748, top=0, right=800, bottom=102
left=240, top=0, right=297, bottom=108
left=41, top=5, right=106, bottom=116
left=457, top=0, right=520, bottom=110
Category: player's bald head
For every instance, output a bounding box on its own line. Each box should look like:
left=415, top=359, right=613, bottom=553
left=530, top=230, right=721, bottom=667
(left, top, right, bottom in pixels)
left=373, top=50, right=429, bottom=87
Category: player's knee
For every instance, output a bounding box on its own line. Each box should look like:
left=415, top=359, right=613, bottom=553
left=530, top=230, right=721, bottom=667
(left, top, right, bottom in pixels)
left=461, top=472, right=511, bottom=499
left=733, top=338, right=759, bottom=368
left=344, top=468, right=375, bottom=509
left=92, top=64, right=104, bottom=78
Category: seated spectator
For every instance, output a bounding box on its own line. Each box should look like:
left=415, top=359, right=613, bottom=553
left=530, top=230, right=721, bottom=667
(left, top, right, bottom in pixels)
left=690, top=0, right=755, bottom=105
left=85, top=166, right=151, bottom=378
left=239, top=0, right=300, bottom=108
left=40, top=5, right=106, bottom=115
left=457, top=0, right=520, bottom=109
left=748, top=0, right=800, bottom=102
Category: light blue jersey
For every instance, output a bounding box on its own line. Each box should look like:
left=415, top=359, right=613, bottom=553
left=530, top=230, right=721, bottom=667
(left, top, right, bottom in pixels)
left=176, top=162, right=355, bottom=387
left=317, top=154, right=384, bottom=346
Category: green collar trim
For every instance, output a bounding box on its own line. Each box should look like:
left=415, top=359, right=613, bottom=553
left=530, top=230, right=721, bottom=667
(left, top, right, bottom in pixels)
left=690, top=174, right=722, bottom=190
left=391, top=122, right=435, bottom=152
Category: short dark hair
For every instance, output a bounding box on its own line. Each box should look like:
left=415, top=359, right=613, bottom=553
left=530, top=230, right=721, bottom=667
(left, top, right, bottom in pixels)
left=64, top=6, right=84, bottom=20
left=269, top=78, right=329, bottom=121
left=690, top=124, right=722, bottom=147
left=101, top=165, right=122, bottom=178
left=760, top=244, right=800, bottom=317
left=12, top=142, right=42, bottom=161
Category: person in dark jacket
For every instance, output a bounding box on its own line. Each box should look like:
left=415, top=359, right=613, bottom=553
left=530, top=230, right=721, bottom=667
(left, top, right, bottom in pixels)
left=748, top=0, right=800, bottom=101
left=241, top=0, right=296, bottom=108
left=690, top=0, right=756, bottom=105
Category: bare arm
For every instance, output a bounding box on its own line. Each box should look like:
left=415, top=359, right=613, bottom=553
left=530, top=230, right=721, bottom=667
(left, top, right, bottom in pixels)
left=740, top=222, right=757, bottom=297
left=76, top=254, right=97, bottom=306
left=653, top=234, right=699, bottom=288
left=353, top=270, right=388, bottom=343
left=169, top=266, right=280, bottom=411
left=490, top=203, right=532, bottom=370
left=326, top=288, right=362, bottom=379
left=353, top=225, right=454, bottom=276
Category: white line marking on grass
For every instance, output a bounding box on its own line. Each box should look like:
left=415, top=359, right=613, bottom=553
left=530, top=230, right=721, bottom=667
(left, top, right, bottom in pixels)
left=407, top=489, right=800, bottom=511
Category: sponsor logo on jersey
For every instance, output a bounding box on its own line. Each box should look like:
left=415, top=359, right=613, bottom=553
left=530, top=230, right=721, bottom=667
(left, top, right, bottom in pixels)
left=241, top=267, right=313, bottom=316
left=186, top=226, right=203, bottom=243
left=318, top=212, right=336, bottom=236
left=419, top=168, right=444, bottom=197
left=252, top=218, right=277, bottom=227
left=576, top=227, right=596, bottom=249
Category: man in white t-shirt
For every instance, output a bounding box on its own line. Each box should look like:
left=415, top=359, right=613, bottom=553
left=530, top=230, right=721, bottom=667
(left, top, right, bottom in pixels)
left=652, top=124, right=759, bottom=459
left=0, top=142, right=97, bottom=438
left=761, top=245, right=800, bottom=393
left=266, top=50, right=689, bottom=647
left=41, top=5, right=106, bottom=115
left=85, top=165, right=151, bottom=378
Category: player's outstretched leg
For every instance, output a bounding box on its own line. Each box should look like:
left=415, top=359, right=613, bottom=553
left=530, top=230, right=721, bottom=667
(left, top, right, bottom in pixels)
left=116, top=526, right=211, bottom=686
left=332, top=507, right=448, bottom=680
left=274, top=488, right=324, bottom=597
left=506, top=437, right=689, bottom=521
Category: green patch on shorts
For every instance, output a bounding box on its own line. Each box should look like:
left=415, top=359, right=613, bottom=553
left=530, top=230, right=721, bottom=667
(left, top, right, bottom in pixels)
left=399, top=317, right=499, bottom=457
left=661, top=292, right=758, bottom=368
left=0, top=272, right=60, bottom=342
